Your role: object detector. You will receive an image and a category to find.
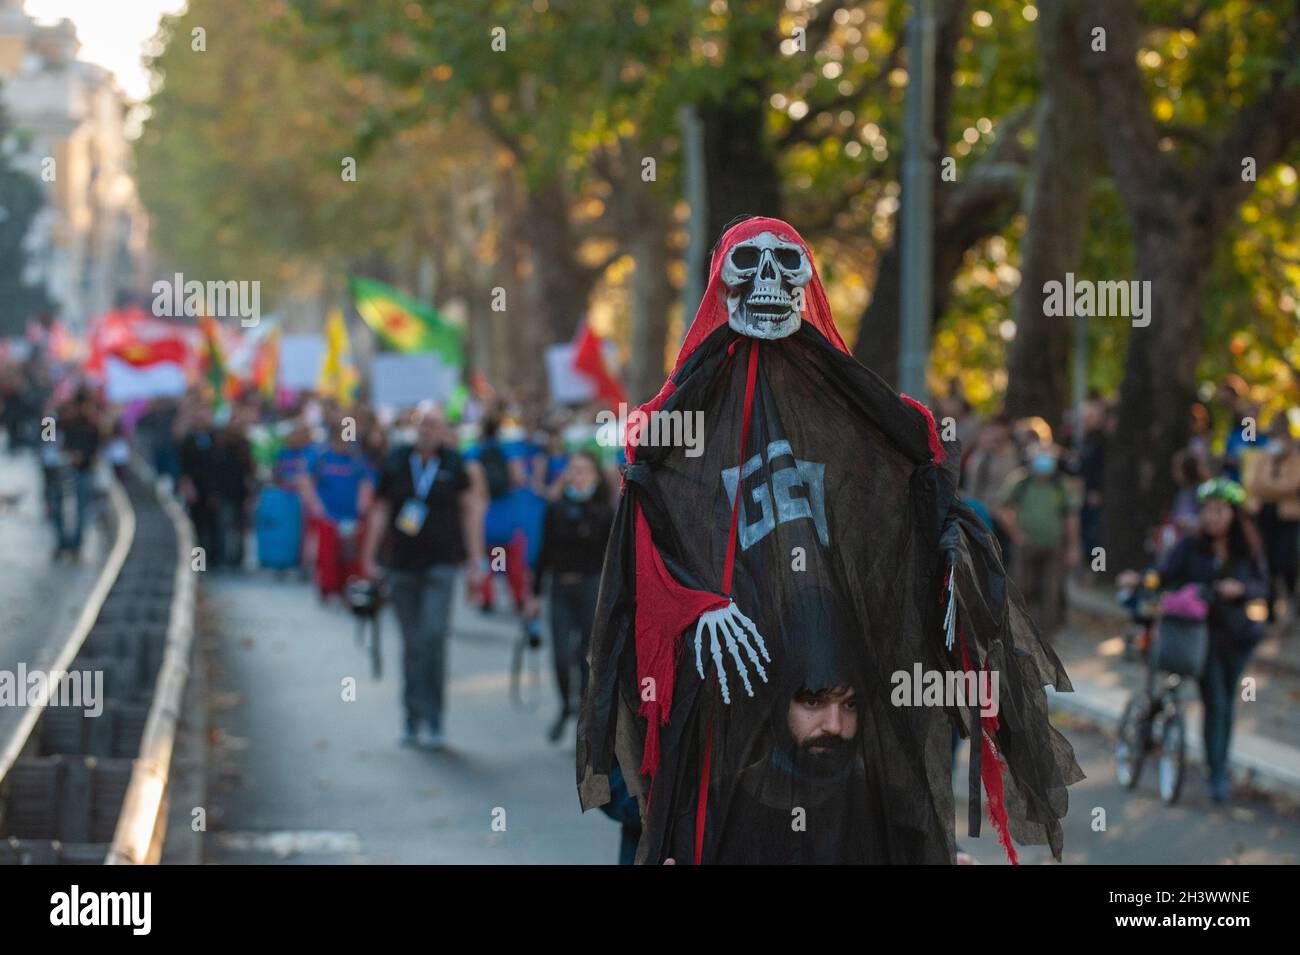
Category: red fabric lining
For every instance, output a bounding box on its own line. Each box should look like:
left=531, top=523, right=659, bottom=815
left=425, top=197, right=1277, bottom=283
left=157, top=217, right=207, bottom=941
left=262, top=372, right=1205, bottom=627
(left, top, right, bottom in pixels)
left=721, top=341, right=760, bottom=595
left=900, top=393, right=946, bottom=465
left=634, top=503, right=730, bottom=775
left=694, top=727, right=713, bottom=865
left=957, top=624, right=1018, bottom=865
left=624, top=378, right=676, bottom=465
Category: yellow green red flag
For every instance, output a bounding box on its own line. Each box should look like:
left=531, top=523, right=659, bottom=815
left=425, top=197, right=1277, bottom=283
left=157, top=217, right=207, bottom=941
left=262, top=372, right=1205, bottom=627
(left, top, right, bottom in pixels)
left=348, top=276, right=463, bottom=365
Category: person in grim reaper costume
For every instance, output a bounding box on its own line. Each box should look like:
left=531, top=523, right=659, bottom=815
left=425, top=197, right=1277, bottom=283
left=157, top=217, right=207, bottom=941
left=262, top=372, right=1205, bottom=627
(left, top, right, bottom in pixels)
left=576, top=216, right=1083, bottom=864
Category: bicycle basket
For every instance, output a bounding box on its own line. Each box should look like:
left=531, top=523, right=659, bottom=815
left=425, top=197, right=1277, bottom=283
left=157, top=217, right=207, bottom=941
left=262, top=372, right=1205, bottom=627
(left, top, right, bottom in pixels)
left=1149, top=614, right=1209, bottom=678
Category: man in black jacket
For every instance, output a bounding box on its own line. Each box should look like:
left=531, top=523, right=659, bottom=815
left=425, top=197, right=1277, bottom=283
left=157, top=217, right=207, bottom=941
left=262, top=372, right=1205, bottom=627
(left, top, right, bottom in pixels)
left=362, top=409, right=487, bottom=750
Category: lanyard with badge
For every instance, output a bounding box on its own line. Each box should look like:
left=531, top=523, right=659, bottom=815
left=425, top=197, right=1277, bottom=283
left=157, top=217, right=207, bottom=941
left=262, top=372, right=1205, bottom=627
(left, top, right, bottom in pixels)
left=395, top=451, right=440, bottom=536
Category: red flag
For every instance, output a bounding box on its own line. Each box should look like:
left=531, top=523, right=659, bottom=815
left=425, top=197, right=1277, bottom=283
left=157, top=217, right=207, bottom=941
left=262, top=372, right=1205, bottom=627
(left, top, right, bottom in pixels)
left=86, top=307, right=197, bottom=378
left=571, top=320, right=625, bottom=407
left=112, top=337, right=190, bottom=368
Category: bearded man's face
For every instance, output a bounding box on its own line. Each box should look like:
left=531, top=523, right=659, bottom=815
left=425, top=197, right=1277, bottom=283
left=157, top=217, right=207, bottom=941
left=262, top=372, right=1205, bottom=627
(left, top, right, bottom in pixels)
left=786, top=685, right=859, bottom=778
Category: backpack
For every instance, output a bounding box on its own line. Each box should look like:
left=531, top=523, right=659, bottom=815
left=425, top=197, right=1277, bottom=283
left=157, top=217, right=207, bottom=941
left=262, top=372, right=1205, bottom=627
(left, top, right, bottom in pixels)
left=479, top=443, right=512, bottom=499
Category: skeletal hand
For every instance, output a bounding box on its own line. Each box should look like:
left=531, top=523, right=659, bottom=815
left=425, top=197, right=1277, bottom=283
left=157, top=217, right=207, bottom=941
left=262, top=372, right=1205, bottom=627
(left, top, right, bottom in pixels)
left=693, top=599, right=771, bottom=704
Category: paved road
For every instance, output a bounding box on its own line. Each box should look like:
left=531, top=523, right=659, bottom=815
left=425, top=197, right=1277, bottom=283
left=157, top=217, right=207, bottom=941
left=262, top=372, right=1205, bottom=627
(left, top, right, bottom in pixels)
left=957, top=711, right=1300, bottom=865
left=0, top=452, right=106, bottom=747
left=204, top=563, right=1300, bottom=866
left=204, top=570, right=612, bottom=864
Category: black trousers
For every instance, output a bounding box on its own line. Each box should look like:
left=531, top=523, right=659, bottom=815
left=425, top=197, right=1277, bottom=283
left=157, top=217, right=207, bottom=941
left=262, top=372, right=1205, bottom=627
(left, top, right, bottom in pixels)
left=549, top=573, right=601, bottom=713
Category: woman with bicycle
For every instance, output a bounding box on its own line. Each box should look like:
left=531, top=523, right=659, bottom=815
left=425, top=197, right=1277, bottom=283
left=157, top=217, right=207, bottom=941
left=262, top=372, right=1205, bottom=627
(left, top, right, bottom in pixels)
left=1158, top=477, right=1268, bottom=803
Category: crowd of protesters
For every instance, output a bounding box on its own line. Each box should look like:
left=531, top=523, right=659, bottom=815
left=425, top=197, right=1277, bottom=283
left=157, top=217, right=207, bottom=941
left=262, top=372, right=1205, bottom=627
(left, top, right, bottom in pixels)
left=3, top=346, right=1297, bottom=814
left=2, top=351, right=626, bottom=757
left=938, top=381, right=1299, bottom=636
left=941, top=378, right=1299, bottom=804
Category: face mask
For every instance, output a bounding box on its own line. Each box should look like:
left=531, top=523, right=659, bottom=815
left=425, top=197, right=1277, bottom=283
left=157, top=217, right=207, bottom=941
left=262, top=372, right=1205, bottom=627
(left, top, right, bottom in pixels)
left=1031, top=454, right=1055, bottom=476
left=394, top=427, right=417, bottom=445
left=565, top=484, right=596, bottom=502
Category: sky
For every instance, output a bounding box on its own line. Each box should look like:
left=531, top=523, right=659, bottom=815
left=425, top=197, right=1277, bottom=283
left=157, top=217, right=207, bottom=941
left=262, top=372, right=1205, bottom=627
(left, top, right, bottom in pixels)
left=24, top=0, right=188, bottom=102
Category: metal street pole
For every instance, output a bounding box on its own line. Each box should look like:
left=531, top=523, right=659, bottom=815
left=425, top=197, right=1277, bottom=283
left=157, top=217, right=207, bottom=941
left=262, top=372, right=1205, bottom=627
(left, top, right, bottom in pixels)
left=679, top=103, right=707, bottom=341
left=898, top=0, right=935, bottom=400
left=1074, top=305, right=1087, bottom=434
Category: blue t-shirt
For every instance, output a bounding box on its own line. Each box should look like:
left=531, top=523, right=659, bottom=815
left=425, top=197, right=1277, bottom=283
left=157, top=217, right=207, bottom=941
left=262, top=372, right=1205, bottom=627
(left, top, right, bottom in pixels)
left=544, top=452, right=568, bottom=485
left=465, top=437, right=533, bottom=464
left=274, top=445, right=316, bottom=486
left=313, top=448, right=370, bottom=521
left=1224, top=428, right=1269, bottom=480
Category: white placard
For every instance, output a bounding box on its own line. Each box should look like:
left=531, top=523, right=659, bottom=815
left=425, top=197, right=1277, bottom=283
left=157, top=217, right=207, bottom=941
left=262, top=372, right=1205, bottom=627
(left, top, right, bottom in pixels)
left=279, top=334, right=326, bottom=390
left=371, top=353, right=458, bottom=408
left=545, top=342, right=620, bottom=405
left=104, top=357, right=187, bottom=402
left=546, top=344, right=594, bottom=405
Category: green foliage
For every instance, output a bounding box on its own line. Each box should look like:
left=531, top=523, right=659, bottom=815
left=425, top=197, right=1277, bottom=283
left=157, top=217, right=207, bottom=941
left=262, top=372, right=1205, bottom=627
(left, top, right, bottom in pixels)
left=136, top=0, right=1297, bottom=410
left=137, top=0, right=491, bottom=303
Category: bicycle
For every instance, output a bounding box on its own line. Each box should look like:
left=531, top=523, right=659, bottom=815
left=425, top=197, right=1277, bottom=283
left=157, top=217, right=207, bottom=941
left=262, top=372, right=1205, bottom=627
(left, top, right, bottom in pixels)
left=1113, top=573, right=1208, bottom=805
left=1115, top=668, right=1189, bottom=804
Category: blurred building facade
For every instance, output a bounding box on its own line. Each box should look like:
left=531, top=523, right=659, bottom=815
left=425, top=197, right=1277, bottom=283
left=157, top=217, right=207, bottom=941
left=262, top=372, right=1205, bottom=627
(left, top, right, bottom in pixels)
left=0, top=0, right=148, bottom=329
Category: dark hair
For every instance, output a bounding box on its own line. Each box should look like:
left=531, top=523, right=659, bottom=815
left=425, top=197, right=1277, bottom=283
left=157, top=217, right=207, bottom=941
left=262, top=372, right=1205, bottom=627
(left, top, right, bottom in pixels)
left=1199, top=502, right=1264, bottom=566
left=570, top=449, right=610, bottom=502
left=1173, top=450, right=1202, bottom=487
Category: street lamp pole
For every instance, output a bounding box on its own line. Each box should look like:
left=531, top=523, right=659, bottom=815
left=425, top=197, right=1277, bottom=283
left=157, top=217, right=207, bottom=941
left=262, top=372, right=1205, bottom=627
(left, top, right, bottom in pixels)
left=679, top=103, right=707, bottom=342
left=898, top=0, right=935, bottom=401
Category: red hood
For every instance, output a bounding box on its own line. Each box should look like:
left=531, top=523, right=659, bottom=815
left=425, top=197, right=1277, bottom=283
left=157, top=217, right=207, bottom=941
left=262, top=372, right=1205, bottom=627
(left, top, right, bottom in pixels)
left=673, top=216, right=849, bottom=375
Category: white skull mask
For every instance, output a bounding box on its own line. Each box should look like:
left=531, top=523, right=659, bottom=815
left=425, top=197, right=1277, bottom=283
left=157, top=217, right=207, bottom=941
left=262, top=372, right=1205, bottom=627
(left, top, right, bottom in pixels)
left=720, top=231, right=813, bottom=340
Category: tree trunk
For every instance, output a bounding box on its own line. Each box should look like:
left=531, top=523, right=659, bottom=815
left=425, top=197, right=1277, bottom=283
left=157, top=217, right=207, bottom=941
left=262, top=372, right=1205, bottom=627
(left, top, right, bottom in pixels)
left=601, top=139, right=676, bottom=405
left=520, top=175, right=592, bottom=346
left=853, top=242, right=904, bottom=384
left=491, top=166, right=522, bottom=387
left=1084, top=0, right=1300, bottom=575
left=853, top=156, right=1024, bottom=388
left=694, top=0, right=784, bottom=273
left=1004, top=0, right=1099, bottom=431
left=1101, top=221, right=1213, bottom=574
left=626, top=210, right=674, bottom=405
left=698, top=94, right=783, bottom=258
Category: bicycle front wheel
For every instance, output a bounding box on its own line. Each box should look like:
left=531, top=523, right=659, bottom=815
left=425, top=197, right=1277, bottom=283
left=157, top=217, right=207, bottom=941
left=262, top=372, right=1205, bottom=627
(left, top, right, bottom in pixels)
left=1115, top=695, right=1149, bottom=790
left=1157, top=710, right=1186, bottom=805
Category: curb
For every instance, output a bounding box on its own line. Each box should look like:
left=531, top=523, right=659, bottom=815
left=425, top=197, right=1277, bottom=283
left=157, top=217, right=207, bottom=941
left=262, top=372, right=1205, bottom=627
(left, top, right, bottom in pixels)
left=106, top=465, right=198, bottom=864
left=1046, top=680, right=1300, bottom=801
